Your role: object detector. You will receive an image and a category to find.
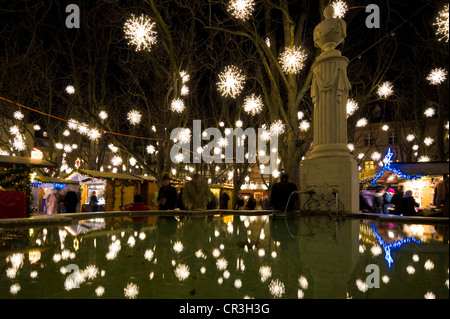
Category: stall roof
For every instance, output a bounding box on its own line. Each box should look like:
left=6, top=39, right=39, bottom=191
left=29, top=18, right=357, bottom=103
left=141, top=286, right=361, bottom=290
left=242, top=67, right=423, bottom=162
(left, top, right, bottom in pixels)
left=389, top=162, right=449, bottom=176
left=35, top=176, right=79, bottom=185
left=77, top=169, right=145, bottom=181
left=0, top=155, right=54, bottom=167
left=373, top=161, right=449, bottom=185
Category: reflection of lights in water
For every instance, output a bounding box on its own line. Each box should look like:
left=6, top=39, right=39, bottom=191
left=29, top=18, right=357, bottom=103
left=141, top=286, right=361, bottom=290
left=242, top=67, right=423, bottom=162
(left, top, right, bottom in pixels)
left=10, top=284, right=21, bottom=295
left=173, top=241, right=184, bottom=253
left=268, top=279, right=285, bottom=298
left=61, top=249, right=70, bottom=260
left=195, top=250, right=206, bottom=259
left=359, top=245, right=366, bottom=253
left=298, top=289, right=305, bottom=299
left=234, top=279, right=242, bottom=289
left=271, top=251, right=277, bottom=259
left=95, top=286, right=105, bottom=297
left=212, top=248, right=220, bottom=258
left=6, top=268, right=17, bottom=279
left=224, top=270, right=231, bottom=279
left=216, top=258, right=228, bottom=270
left=30, top=270, right=38, bottom=278
left=7, top=253, right=24, bottom=269
left=124, top=283, right=139, bottom=299
left=259, top=266, right=272, bottom=282
left=127, top=236, right=136, bottom=247
left=424, top=291, right=436, bottom=299
left=406, top=265, right=416, bottom=275
left=424, top=259, right=434, bottom=271
left=356, top=279, right=368, bottom=292
left=200, top=267, right=206, bottom=274
left=53, top=254, right=62, bottom=263
left=218, top=277, right=223, bottom=285
left=144, top=249, right=154, bottom=261
left=371, top=245, right=382, bottom=256
left=106, top=239, right=121, bottom=260
left=149, top=272, right=154, bottom=280
left=298, top=276, right=309, bottom=290
left=175, top=264, right=190, bottom=281
left=258, top=248, right=265, bottom=257
left=85, top=265, right=99, bottom=280
left=445, top=279, right=449, bottom=288
left=382, top=275, right=390, bottom=284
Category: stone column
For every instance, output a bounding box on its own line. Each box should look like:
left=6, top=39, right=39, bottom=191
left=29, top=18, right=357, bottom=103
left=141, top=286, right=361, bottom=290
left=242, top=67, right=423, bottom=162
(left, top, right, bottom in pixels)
left=299, top=6, right=359, bottom=212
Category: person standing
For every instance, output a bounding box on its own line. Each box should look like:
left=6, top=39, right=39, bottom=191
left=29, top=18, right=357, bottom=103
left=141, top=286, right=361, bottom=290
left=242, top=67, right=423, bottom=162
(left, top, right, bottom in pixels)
left=398, top=190, right=419, bottom=216
left=434, top=174, right=449, bottom=217
left=219, top=191, right=230, bottom=209
left=269, top=174, right=298, bottom=211
left=182, top=173, right=213, bottom=210
left=46, top=189, right=59, bottom=215
left=157, top=174, right=178, bottom=210
left=236, top=194, right=245, bottom=210
left=64, top=190, right=79, bottom=213
left=89, top=191, right=98, bottom=212
left=246, top=195, right=257, bottom=210
left=391, top=186, right=404, bottom=215
left=373, top=187, right=385, bottom=214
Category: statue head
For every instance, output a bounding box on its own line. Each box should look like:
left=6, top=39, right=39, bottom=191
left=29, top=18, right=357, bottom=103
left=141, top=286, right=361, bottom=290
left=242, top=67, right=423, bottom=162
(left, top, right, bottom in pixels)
left=323, top=5, right=334, bottom=20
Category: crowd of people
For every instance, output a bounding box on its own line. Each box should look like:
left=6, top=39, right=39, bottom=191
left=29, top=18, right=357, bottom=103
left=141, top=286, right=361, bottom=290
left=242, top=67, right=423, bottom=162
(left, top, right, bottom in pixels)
left=44, top=188, right=80, bottom=214
left=359, top=174, right=449, bottom=217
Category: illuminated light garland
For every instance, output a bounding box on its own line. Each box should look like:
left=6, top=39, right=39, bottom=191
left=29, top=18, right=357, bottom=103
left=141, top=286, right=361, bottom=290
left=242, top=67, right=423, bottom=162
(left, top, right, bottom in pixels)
left=124, top=14, right=157, bottom=52
left=13, top=111, right=24, bottom=120
left=370, top=148, right=423, bottom=187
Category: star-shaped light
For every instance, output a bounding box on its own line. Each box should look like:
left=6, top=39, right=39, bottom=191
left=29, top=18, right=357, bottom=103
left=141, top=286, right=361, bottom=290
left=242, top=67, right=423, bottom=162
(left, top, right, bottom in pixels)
left=227, top=0, right=255, bottom=21
left=127, top=109, right=142, bottom=125
left=124, top=14, right=157, bottom=51
left=377, top=81, right=394, bottom=98
left=279, top=46, right=307, bottom=74
left=426, top=68, right=447, bottom=85
left=217, top=65, right=246, bottom=98
left=243, top=94, right=264, bottom=115
left=434, top=4, right=449, bottom=42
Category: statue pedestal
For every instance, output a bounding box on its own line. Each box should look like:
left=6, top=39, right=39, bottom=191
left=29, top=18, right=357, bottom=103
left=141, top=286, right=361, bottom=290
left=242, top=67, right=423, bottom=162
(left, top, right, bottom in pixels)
left=300, top=154, right=359, bottom=213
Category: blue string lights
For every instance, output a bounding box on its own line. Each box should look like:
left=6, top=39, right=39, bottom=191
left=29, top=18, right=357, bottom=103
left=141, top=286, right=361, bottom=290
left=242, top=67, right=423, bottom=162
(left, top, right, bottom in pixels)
left=370, top=148, right=423, bottom=187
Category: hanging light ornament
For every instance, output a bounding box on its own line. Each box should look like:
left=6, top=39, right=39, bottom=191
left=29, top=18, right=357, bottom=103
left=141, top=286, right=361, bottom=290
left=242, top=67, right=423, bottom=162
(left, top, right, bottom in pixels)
left=217, top=65, right=246, bottom=98
left=426, top=68, right=447, bottom=85
left=331, top=0, right=348, bottom=19
left=242, top=94, right=264, bottom=115
left=13, top=111, right=24, bottom=120
left=124, top=14, right=157, bottom=51
left=434, top=4, right=449, bottom=42
left=346, top=99, right=358, bottom=117
left=127, top=109, right=142, bottom=125
left=279, top=46, right=307, bottom=74
left=299, top=120, right=310, bottom=132
left=270, top=120, right=285, bottom=136
left=424, top=137, right=434, bottom=146
left=98, top=111, right=108, bottom=120
left=424, top=108, right=436, bottom=117
left=65, top=85, right=75, bottom=94
left=170, top=98, right=185, bottom=113
left=377, top=81, right=394, bottom=98
left=227, top=0, right=255, bottom=21
left=356, top=118, right=368, bottom=127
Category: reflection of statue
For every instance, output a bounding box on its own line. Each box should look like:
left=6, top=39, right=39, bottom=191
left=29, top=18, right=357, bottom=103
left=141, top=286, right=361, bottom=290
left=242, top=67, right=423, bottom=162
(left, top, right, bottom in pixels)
left=313, top=5, right=347, bottom=53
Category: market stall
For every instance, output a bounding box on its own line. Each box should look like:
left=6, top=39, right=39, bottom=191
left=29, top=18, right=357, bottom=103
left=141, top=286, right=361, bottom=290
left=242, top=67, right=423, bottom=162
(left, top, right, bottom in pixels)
left=0, top=155, right=54, bottom=218
left=30, top=176, right=80, bottom=213
left=67, top=169, right=145, bottom=212
left=371, top=160, right=449, bottom=212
